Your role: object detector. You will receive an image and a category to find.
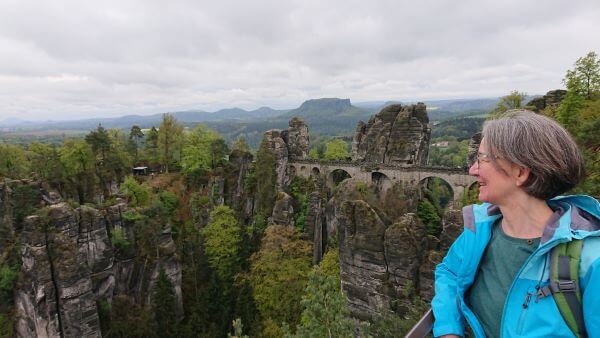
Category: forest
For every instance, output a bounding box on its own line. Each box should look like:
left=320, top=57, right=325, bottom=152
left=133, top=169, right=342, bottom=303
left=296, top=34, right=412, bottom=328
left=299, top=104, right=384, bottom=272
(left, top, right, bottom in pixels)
left=0, top=52, right=599, bottom=338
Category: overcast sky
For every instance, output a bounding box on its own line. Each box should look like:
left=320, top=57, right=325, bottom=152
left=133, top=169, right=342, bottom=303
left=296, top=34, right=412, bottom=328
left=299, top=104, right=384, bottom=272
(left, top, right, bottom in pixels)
left=1, top=0, right=599, bottom=121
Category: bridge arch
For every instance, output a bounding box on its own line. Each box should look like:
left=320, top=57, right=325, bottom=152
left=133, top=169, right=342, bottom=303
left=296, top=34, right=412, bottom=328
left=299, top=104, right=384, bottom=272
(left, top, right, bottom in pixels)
left=288, top=165, right=297, bottom=178
left=418, top=176, right=454, bottom=209
left=328, top=169, right=352, bottom=189
left=311, top=167, right=320, bottom=177
left=371, top=171, right=392, bottom=193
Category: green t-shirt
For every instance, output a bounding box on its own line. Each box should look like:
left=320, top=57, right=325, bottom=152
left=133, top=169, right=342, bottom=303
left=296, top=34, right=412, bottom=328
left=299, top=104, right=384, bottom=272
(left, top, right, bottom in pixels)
left=467, top=222, right=540, bottom=338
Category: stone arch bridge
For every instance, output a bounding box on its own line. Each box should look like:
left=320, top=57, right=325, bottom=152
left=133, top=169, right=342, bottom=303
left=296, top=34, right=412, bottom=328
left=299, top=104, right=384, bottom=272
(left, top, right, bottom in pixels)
left=288, top=159, right=477, bottom=202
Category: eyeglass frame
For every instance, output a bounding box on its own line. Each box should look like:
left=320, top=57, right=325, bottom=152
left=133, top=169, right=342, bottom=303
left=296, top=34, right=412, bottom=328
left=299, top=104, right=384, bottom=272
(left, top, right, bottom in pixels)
left=474, top=151, right=495, bottom=168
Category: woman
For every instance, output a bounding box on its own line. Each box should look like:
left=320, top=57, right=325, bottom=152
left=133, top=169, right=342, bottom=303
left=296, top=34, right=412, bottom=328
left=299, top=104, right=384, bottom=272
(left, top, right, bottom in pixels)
left=432, top=110, right=600, bottom=337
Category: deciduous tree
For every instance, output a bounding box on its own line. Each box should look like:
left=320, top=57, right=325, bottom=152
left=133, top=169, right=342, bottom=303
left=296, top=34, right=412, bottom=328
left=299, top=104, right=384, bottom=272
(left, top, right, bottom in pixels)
left=158, top=114, right=184, bottom=173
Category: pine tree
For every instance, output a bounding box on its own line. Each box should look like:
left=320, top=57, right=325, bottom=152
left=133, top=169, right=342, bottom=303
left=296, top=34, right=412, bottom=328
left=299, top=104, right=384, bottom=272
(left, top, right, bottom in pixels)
left=153, top=267, right=178, bottom=338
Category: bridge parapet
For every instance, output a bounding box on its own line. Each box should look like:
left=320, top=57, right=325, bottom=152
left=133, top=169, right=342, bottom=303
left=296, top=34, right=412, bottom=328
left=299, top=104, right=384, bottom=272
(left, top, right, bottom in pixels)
left=289, top=159, right=468, bottom=174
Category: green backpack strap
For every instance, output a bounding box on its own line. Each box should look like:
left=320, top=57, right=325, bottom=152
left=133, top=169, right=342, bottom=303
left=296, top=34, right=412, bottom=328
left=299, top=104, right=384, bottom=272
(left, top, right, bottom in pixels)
left=549, top=240, right=587, bottom=338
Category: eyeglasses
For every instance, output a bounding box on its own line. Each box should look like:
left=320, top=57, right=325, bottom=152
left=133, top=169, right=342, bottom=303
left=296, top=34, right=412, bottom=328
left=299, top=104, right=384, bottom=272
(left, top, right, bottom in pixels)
left=474, top=152, right=494, bottom=168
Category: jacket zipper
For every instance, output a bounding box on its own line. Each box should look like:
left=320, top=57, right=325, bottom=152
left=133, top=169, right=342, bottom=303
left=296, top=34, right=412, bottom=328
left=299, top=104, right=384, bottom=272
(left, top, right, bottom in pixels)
left=516, top=291, right=532, bottom=334
left=499, top=237, right=569, bottom=338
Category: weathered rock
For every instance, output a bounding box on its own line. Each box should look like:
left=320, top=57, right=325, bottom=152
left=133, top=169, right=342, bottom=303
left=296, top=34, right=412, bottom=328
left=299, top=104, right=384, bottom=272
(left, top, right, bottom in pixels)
left=269, top=192, right=294, bottom=227
left=209, top=176, right=225, bottom=206
left=228, top=149, right=254, bottom=224
left=285, top=117, right=310, bottom=160
left=262, top=129, right=290, bottom=190
left=338, top=199, right=389, bottom=320
left=16, top=203, right=101, bottom=338
left=467, top=132, right=482, bottom=167
left=332, top=178, right=464, bottom=319
left=261, top=117, right=311, bottom=191
left=351, top=103, right=430, bottom=166
left=526, top=89, right=567, bottom=113
left=440, top=207, right=464, bottom=254
left=9, top=192, right=185, bottom=337
left=303, top=191, right=325, bottom=264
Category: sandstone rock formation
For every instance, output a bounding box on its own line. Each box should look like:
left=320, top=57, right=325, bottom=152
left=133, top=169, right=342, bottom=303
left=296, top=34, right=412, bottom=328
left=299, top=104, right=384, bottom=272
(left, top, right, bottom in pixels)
left=283, top=117, right=310, bottom=160
left=262, top=129, right=291, bottom=190
left=331, top=179, right=463, bottom=320
left=261, top=117, right=309, bottom=190
left=303, top=191, right=326, bottom=264
left=227, top=149, right=255, bottom=224
left=526, top=89, right=567, bottom=113
left=467, top=132, right=482, bottom=167
left=1, top=180, right=184, bottom=338
left=351, top=103, right=431, bottom=166
left=269, top=192, right=295, bottom=227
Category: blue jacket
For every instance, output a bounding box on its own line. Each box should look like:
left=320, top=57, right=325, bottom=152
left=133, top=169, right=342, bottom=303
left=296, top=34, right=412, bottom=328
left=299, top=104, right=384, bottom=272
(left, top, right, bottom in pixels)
left=432, top=195, right=600, bottom=337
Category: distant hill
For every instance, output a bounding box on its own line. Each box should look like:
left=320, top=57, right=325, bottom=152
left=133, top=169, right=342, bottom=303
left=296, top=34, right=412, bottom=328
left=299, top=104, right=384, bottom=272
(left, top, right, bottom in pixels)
left=207, top=98, right=373, bottom=148
left=1, top=96, right=539, bottom=148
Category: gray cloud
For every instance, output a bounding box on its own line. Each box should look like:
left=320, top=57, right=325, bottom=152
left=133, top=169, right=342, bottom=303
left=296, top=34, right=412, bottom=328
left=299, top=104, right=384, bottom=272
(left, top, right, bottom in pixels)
left=0, top=0, right=599, bottom=120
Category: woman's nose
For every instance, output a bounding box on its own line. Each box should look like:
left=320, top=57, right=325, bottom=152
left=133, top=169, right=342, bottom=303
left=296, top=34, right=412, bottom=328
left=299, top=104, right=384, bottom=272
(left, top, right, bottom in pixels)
left=468, top=161, right=479, bottom=176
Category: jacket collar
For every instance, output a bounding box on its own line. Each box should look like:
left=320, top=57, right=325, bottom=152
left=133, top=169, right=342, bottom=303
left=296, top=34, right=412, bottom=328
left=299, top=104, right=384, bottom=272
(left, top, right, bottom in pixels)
left=463, top=195, right=600, bottom=244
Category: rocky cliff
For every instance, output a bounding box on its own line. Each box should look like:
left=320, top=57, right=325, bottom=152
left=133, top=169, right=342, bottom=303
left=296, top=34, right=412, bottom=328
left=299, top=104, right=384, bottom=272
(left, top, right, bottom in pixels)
left=262, top=117, right=310, bottom=190
left=351, top=103, right=431, bottom=166
left=330, top=179, right=462, bottom=320
left=526, top=89, right=567, bottom=113
left=0, top=180, right=183, bottom=338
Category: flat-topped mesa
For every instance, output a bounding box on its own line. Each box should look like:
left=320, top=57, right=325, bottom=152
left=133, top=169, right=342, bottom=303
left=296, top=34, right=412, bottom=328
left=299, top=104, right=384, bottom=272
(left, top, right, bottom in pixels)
left=351, top=103, right=431, bottom=166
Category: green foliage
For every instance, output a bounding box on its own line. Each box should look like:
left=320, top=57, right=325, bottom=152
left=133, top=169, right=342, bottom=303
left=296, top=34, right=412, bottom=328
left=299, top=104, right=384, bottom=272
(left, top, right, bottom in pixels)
left=122, top=210, right=143, bottom=223
left=107, top=295, right=156, bottom=338
left=564, top=51, right=600, bottom=99
left=12, top=184, right=41, bottom=227
left=201, top=206, right=243, bottom=281
left=153, top=267, right=179, bottom=338
left=368, top=283, right=429, bottom=337
left=417, top=200, right=442, bottom=237
left=323, top=139, right=349, bottom=160
left=0, top=264, right=18, bottom=305
left=232, top=137, right=251, bottom=154
left=110, top=227, right=130, bottom=253
left=181, top=124, right=222, bottom=173
left=428, top=138, right=469, bottom=167
left=286, top=269, right=353, bottom=338
left=0, top=144, right=29, bottom=179
left=120, top=176, right=152, bottom=207
left=356, top=182, right=369, bottom=197
left=247, top=225, right=313, bottom=335
left=28, top=142, right=64, bottom=186
left=157, top=191, right=179, bottom=217
left=489, top=90, right=527, bottom=118
left=0, top=313, right=14, bottom=338
left=461, top=185, right=480, bottom=206
left=97, top=298, right=111, bottom=336
left=158, top=114, right=184, bottom=173
left=431, top=118, right=485, bottom=141
left=319, top=248, right=341, bottom=279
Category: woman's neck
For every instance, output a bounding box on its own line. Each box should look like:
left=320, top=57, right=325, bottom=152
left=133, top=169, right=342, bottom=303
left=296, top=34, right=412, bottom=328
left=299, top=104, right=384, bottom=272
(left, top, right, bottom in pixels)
left=498, top=194, right=554, bottom=239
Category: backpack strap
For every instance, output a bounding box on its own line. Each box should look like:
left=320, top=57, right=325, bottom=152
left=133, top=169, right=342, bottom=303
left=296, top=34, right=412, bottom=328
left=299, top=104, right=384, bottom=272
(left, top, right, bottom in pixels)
left=549, top=240, right=587, bottom=338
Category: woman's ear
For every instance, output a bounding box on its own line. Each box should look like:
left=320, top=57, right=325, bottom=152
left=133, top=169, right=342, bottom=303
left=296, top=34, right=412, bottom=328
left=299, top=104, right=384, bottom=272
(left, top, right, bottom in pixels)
left=515, top=166, right=531, bottom=187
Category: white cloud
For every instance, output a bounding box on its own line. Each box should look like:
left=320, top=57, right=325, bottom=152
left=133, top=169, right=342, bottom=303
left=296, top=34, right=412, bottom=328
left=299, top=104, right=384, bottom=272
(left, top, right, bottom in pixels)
left=0, top=0, right=598, bottom=120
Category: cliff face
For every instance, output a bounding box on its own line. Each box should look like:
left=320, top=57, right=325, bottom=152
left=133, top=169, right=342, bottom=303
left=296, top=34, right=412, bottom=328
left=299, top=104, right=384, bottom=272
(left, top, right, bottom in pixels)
left=351, top=103, right=431, bottom=166
left=330, top=179, right=462, bottom=320
left=262, top=117, right=310, bottom=190
left=526, top=89, right=567, bottom=113
left=1, top=180, right=183, bottom=338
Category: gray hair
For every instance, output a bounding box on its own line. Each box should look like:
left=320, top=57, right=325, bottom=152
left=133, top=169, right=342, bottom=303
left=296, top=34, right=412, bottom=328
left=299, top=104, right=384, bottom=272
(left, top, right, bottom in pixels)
left=482, top=109, right=585, bottom=199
